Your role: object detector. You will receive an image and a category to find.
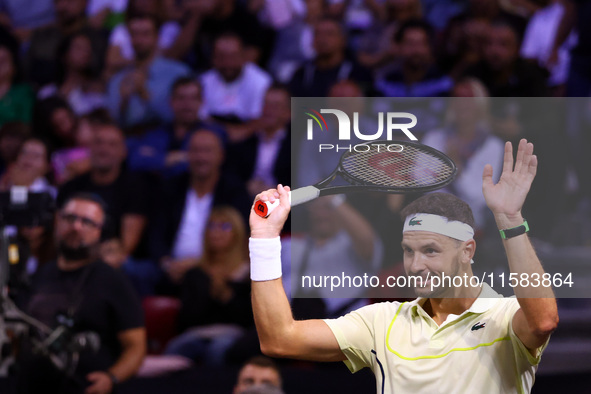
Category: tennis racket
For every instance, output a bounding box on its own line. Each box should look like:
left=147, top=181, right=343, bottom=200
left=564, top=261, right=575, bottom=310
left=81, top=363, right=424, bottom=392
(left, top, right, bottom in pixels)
left=254, top=140, right=457, bottom=217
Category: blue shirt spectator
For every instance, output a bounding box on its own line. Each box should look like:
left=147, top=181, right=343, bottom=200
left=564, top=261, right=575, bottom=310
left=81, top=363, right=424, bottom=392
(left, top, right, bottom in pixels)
left=375, top=20, right=453, bottom=97
left=107, top=14, right=191, bottom=128
left=289, top=18, right=373, bottom=97
left=126, top=77, right=225, bottom=177
left=127, top=120, right=225, bottom=177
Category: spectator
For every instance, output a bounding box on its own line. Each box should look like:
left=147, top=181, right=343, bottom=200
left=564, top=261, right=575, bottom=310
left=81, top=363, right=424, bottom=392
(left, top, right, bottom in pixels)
left=181, top=0, right=271, bottom=71
left=266, top=0, right=323, bottom=83
left=296, top=79, right=377, bottom=188
left=164, top=206, right=252, bottom=365
left=0, top=137, right=56, bottom=197
left=454, top=0, right=528, bottom=37
left=550, top=0, right=591, bottom=239
left=422, top=78, right=504, bottom=229
left=289, top=17, right=373, bottom=97
left=0, top=121, right=30, bottom=175
left=107, top=12, right=190, bottom=128
left=226, top=84, right=291, bottom=199
left=16, top=193, right=146, bottom=394
left=521, top=0, right=575, bottom=95
left=233, top=356, right=283, bottom=394
left=551, top=0, right=591, bottom=97
left=0, top=42, right=34, bottom=126
left=25, top=0, right=108, bottom=87
left=51, top=109, right=109, bottom=185
left=16, top=221, right=56, bottom=266
left=199, top=33, right=272, bottom=141
left=105, top=0, right=180, bottom=76
left=34, top=97, right=79, bottom=150
left=357, top=0, right=423, bottom=70
left=439, top=15, right=491, bottom=80
left=289, top=196, right=383, bottom=319
left=151, top=129, right=251, bottom=285
left=57, top=122, right=151, bottom=257
left=38, top=31, right=107, bottom=115
left=464, top=19, right=548, bottom=96
left=11, top=219, right=57, bottom=293
left=126, top=76, right=225, bottom=177
left=375, top=19, right=453, bottom=97
left=0, top=0, right=55, bottom=42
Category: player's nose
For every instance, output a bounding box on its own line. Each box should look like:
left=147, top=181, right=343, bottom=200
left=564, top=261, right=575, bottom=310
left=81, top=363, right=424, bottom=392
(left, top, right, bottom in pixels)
left=409, top=253, right=426, bottom=273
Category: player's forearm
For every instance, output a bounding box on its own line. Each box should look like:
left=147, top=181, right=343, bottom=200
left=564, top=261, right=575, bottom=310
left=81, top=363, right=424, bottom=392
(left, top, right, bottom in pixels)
left=496, top=213, right=558, bottom=332
left=252, top=278, right=298, bottom=357
left=249, top=236, right=297, bottom=357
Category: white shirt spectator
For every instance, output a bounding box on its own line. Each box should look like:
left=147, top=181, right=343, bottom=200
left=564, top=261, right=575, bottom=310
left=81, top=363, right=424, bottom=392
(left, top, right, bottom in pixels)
left=171, top=190, right=213, bottom=259
left=108, top=21, right=181, bottom=61
left=200, top=63, right=272, bottom=121
left=252, top=129, right=287, bottom=187
left=521, top=1, right=577, bottom=87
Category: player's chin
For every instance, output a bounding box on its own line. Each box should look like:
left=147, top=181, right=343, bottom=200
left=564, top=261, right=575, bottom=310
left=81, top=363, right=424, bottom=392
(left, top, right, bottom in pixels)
left=413, top=283, right=445, bottom=298
left=413, top=287, right=434, bottom=298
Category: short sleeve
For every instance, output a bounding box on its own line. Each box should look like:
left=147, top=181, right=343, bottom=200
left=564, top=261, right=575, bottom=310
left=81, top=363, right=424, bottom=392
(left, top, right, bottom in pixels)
left=323, top=303, right=390, bottom=373
left=507, top=300, right=550, bottom=366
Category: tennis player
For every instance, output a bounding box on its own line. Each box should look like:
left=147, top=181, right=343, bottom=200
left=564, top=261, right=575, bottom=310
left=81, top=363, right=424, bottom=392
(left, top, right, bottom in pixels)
left=248, top=139, right=558, bottom=393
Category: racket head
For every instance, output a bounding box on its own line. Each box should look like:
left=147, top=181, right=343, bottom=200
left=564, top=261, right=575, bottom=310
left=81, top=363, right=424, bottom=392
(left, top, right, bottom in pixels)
left=336, top=140, right=457, bottom=193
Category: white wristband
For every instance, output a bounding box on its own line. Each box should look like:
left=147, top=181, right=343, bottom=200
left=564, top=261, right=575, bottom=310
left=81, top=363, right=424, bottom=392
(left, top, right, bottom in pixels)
left=249, top=237, right=282, bottom=281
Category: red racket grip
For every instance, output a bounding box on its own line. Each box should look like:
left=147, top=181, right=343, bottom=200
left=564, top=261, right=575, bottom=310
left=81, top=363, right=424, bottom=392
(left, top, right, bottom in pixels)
left=254, top=200, right=279, bottom=218
left=254, top=191, right=292, bottom=218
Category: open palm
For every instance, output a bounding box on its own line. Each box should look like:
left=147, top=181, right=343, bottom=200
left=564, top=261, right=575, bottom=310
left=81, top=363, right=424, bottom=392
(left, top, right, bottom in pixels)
left=482, top=139, right=537, bottom=219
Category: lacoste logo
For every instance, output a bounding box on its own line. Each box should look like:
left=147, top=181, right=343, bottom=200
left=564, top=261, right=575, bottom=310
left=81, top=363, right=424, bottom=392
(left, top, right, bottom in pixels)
left=409, top=217, right=422, bottom=226
left=471, top=322, right=486, bottom=331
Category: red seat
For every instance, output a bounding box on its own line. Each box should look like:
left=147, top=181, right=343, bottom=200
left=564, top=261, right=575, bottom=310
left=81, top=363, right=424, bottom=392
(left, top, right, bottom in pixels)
left=142, top=296, right=181, bottom=355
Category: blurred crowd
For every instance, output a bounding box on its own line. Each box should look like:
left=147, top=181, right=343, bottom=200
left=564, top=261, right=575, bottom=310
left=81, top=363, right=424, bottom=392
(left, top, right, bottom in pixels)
left=0, top=0, right=590, bottom=392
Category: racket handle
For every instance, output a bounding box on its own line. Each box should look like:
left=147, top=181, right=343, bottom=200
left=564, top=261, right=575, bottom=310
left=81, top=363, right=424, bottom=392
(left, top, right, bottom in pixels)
left=254, top=186, right=321, bottom=218
left=254, top=191, right=292, bottom=218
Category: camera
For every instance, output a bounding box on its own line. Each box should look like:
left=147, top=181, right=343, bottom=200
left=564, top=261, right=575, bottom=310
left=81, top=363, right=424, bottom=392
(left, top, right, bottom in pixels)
left=0, top=188, right=99, bottom=377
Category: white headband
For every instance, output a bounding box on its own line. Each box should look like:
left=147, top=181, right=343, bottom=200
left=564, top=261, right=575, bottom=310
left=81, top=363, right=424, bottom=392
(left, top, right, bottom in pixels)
left=403, top=213, right=474, bottom=242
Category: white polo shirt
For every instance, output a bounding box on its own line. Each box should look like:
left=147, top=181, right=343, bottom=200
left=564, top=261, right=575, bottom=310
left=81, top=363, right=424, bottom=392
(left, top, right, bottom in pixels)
left=324, top=284, right=548, bottom=394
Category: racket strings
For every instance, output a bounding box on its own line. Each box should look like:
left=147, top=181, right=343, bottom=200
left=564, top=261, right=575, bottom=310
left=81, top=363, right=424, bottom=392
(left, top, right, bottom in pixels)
left=341, top=145, right=454, bottom=188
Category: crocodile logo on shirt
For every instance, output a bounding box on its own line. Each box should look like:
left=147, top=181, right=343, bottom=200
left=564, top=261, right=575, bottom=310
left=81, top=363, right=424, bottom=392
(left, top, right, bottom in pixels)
left=409, top=217, right=422, bottom=226
left=471, top=322, right=486, bottom=331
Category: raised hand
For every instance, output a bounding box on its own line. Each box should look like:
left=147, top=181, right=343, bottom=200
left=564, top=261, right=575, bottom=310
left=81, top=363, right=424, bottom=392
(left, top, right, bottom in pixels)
left=249, top=184, right=291, bottom=238
left=482, top=139, right=537, bottom=228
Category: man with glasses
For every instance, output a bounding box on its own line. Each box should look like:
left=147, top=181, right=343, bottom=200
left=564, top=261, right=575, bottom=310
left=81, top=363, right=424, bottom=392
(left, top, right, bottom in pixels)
left=16, top=193, right=146, bottom=394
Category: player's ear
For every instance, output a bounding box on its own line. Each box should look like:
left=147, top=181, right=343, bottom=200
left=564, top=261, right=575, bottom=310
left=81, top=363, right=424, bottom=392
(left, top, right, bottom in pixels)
left=462, top=239, right=476, bottom=265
